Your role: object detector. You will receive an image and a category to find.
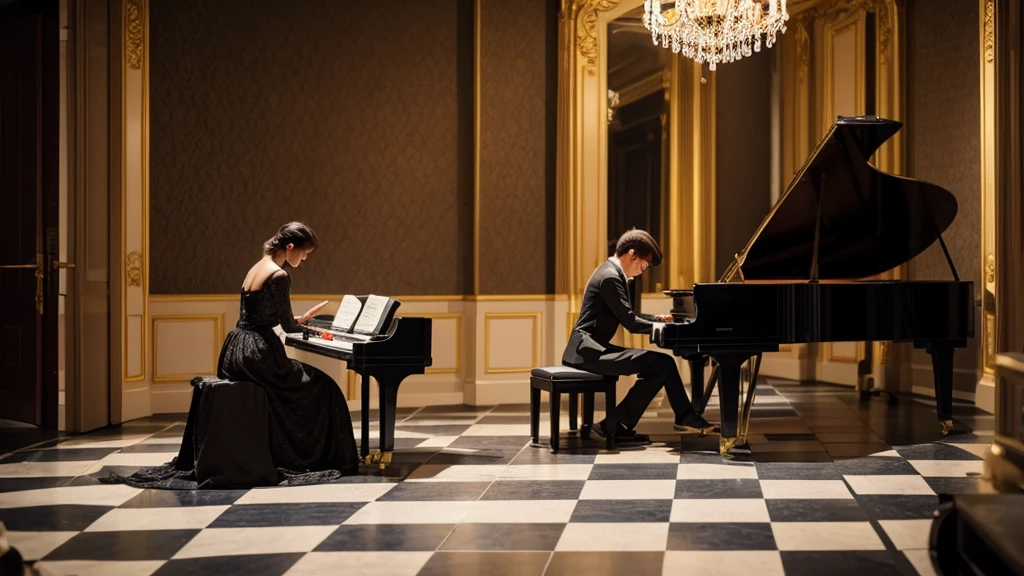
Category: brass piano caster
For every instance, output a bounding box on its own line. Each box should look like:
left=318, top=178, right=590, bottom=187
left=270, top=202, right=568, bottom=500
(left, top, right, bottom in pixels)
left=940, top=419, right=955, bottom=436
left=362, top=450, right=393, bottom=471
left=719, top=437, right=737, bottom=455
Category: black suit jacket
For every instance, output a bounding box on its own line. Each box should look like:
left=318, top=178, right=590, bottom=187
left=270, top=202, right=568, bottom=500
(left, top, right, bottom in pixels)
left=562, top=259, right=657, bottom=366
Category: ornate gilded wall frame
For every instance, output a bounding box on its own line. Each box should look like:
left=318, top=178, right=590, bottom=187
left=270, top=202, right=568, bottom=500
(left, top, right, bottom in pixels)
left=126, top=250, right=143, bottom=287
left=125, top=0, right=144, bottom=70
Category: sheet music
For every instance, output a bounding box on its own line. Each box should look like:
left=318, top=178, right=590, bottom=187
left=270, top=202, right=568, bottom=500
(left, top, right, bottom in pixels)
left=331, top=294, right=363, bottom=331
left=353, top=294, right=390, bottom=334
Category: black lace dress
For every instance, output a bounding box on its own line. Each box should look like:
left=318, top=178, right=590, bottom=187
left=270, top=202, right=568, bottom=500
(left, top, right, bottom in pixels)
left=105, top=269, right=360, bottom=489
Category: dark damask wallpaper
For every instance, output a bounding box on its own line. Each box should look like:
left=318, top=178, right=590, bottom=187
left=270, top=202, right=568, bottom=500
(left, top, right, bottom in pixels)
left=478, top=0, right=558, bottom=294
left=149, top=0, right=475, bottom=294
left=905, top=0, right=981, bottom=385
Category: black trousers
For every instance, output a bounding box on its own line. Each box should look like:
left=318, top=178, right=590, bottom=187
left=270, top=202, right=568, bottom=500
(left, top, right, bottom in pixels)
left=574, top=344, right=695, bottom=429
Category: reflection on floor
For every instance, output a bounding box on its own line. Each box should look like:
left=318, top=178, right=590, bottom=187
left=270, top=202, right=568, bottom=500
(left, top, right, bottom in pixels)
left=0, top=379, right=996, bottom=576
left=0, top=419, right=62, bottom=456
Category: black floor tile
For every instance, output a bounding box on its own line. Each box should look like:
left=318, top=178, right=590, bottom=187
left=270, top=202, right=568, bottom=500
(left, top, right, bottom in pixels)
left=754, top=462, right=841, bottom=480
left=314, top=524, right=455, bottom=551
left=418, top=551, right=550, bottom=576
left=545, top=552, right=666, bottom=576
left=0, top=505, right=112, bottom=531
left=675, top=479, right=763, bottom=499
left=152, top=553, right=303, bottom=576
left=766, top=499, right=868, bottom=522
left=570, top=499, right=672, bottom=523
left=854, top=494, right=941, bottom=519
left=44, top=530, right=199, bottom=561
left=0, top=448, right=118, bottom=463
left=926, top=477, right=996, bottom=495
left=426, top=449, right=522, bottom=467
left=119, top=489, right=248, bottom=508
left=833, top=457, right=920, bottom=476
left=208, top=502, right=365, bottom=527
left=895, top=443, right=984, bottom=461
left=509, top=447, right=598, bottom=465
left=439, top=523, right=564, bottom=551
left=117, top=443, right=183, bottom=453
left=377, top=481, right=491, bottom=501
left=0, top=477, right=75, bottom=493
left=480, top=480, right=585, bottom=501
left=588, top=464, right=678, bottom=480
left=780, top=551, right=907, bottom=576
left=666, top=522, right=776, bottom=550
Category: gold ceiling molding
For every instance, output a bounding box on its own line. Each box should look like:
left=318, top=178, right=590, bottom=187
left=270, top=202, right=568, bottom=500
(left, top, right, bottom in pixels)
left=575, top=0, right=622, bottom=66
left=125, top=0, right=144, bottom=70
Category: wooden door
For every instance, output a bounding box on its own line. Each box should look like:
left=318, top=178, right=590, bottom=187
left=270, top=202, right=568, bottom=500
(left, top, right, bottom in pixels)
left=0, top=0, right=60, bottom=429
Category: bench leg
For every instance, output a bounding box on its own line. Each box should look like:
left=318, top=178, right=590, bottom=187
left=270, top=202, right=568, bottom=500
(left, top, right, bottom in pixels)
left=549, top=391, right=560, bottom=453
left=582, top=392, right=594, bottom=430
left=568, top=393, right=578, bottom=431
left=604, top=388, right=616, bottom=450
left=530, top=385, right=540, bottom=444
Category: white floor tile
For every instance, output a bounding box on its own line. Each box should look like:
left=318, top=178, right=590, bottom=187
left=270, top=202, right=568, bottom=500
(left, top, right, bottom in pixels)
left=404, top=464, right=505, bottom=482
left=907, top=460, right=985, bottom=478
left=285, top=552, right=432, bottom=576
left=415, top=436, right=459, bottom=448
left=84, top=452, right=174, bottom=472
left=0, top=485, right=141, bottom=508
left=771, top=522, right=886, bottom=551
left=5, top=531, right=77, bottom=561
left=399, top=419, right=480, bottom=426
left=903, top=550, right=939, bottom=576
left=37, top=561, right=166, bottom=576
left=84, top=506, right=230, bottom=532
left=343, top=501, right=472, bottom=524
left=676, top=463, right=757, bottom=480
left=579, top=480, right=676, bottom=500
left=945, top=443, right=991, bottom=459
left=879, top=519, right=933, bottom=550
left=556, top=522, right=668, bottom=551
left=172, top=526, right=336, bottom=559
left=663, top=551, right=785, bottom=575
left=138, top=437, right=184, bottom=445
left=462, top=499, right=577, bottom=523
left=869, top=450, right=901, bottom=458
left=670, top=499, right=770, bottom=523
left=759, top=480, right=853, bottom=499
left=461, top=424, right=533, bottom=436
left=49, top=436, right=150, bottom=449
left=498, top=464, right=593, bottom=481
left=594, top=447, right=680, bottom=464
left=234, top=483, right=395, bottom=504
left=843, top=475, right=936, bottom=496
left=0, top=461, right=97, bottom=478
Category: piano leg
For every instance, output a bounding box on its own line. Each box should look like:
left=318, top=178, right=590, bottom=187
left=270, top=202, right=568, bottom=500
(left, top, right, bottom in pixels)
left=373, top=374, right=405, bottom=470
left=712, top=352, right=749, bottom=455
left=684, top=353, right=707, bottom=414
left=926, top=341, right=959, bottom=436
left=360, top=374, right=370, bottom=460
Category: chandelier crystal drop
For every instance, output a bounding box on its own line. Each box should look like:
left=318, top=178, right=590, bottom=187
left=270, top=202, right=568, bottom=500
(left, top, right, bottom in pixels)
left=643, top=0, right=789, bottom=71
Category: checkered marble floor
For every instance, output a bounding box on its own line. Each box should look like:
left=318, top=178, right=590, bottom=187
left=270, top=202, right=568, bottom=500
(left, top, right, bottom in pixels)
left=0, top=380, right=997, bottom=576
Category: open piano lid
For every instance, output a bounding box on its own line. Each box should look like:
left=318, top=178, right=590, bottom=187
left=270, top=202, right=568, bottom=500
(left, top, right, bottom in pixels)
left=730, top=116, right=959, bottom=281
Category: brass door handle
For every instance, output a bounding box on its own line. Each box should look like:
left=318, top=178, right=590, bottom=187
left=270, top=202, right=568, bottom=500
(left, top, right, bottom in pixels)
left=52, top=261, right=75, bottom=270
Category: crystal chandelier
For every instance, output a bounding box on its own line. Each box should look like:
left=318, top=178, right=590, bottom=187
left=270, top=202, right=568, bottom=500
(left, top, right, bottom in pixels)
left=643, top=0, right=789, bottom=71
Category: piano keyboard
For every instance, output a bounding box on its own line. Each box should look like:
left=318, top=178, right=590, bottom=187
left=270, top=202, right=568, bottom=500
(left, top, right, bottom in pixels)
left=289, top=336, right=354, bottom=351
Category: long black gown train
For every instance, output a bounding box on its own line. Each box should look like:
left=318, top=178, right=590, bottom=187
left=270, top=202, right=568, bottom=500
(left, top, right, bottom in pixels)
left=104, top=269, right=360, bottom=489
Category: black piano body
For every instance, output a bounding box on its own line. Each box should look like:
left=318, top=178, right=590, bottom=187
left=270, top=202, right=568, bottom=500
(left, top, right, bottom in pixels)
left=650, top=116, right=976, bottom=454
left=285, top=300, right=432, bottom=468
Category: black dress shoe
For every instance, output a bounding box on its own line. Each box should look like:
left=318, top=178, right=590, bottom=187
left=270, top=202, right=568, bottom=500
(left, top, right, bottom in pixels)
left=616, top=424, right=651, bottom=444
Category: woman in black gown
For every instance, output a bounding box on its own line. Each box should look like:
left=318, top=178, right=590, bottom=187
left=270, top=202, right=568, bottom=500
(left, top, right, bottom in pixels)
left=108, top=222, right=360, bottom=488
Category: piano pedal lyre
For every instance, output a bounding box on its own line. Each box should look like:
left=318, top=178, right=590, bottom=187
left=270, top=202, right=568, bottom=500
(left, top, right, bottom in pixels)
left=362, top=450, right=393, bottom=471
left=939, top=419, right=956, bottom=436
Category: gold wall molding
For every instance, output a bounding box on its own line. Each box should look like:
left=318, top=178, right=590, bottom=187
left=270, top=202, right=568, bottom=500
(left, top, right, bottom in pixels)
left=984, top=0, right=995, bottom=63
left=415, top=312, right=462, bottom=374
left=575, top=0, right=621, bottom=66
left=151, top=314, right=224, bottom=383
left=126, top=251, right=142, bottom=287
left=483, top=312, right=542, bottom=374
left=980, top=0, right=997, bottom=378
left=125, top=0, right=144, bottom=70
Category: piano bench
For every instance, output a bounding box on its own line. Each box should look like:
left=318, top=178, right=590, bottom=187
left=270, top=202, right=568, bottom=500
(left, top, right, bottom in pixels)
left=529, top=367, right=617, bottom=453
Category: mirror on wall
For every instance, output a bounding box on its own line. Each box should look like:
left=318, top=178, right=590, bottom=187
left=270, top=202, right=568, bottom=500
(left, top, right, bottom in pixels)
left=606, top=6, right=670, bottom=293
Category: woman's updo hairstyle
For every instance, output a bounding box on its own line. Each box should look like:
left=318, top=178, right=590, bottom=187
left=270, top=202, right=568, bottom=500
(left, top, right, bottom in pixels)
left=263, top=222, right=320, bottom=255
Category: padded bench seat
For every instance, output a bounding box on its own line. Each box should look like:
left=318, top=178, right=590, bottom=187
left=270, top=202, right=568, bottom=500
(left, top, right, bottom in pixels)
left=529, top=366, right=617, bottom=452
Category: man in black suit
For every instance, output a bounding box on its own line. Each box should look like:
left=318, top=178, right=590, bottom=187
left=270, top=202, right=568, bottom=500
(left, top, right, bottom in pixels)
left=562, top=229, right=712, bottom=443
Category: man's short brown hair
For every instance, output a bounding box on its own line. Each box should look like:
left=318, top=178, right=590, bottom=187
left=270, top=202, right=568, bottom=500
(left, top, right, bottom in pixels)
left=614, top=229, right=662, bottom=266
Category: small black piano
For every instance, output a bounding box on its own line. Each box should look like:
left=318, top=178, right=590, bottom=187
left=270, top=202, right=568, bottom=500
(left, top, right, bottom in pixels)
left=650, top=115, right=975, bottom=455
left=285, top=295, right=432, bottom=468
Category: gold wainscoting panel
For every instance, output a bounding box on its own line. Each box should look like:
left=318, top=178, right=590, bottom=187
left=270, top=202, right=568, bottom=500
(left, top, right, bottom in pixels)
left=415, top=312, right=462, bottom=374
left=151, top=314, right=224, bottom=383
left=566, top=310, right=579, bottom=341
left=484, top=312, right=542, bottom=374
left=823, top=341, right=863, bottom=364
left=821, top=8, right=867, bottom=135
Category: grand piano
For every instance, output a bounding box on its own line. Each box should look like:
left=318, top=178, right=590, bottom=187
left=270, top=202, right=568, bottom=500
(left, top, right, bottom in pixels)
left=285, top=295, right=432, bottom=469
left=650, top=115, right=975, bottom=455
